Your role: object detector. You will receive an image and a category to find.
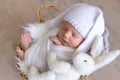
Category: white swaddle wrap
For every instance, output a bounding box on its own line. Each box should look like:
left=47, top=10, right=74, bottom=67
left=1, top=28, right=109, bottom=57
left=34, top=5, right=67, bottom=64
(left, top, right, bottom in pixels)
left=22, top=3, right=109, bottom=72
left=48, top=40, right=75, bottom=61
left=24, top=34, right=49, bottom=72
left=23, top=21, right=75, bottom=72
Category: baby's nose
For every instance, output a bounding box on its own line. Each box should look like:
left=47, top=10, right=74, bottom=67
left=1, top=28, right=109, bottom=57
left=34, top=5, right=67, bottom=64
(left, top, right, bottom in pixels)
left=64, top=31, right=71, bottom=39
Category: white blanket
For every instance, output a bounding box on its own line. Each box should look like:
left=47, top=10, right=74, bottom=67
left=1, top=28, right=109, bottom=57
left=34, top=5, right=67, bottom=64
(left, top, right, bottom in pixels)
left=23, top=21, right=75, bottom=72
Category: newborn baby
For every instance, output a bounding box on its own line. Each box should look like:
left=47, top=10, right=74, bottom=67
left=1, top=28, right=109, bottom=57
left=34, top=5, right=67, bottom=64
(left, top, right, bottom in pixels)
left=16, top=21, right=84, bottom=60
left=16, top=3, right=108, bottom=72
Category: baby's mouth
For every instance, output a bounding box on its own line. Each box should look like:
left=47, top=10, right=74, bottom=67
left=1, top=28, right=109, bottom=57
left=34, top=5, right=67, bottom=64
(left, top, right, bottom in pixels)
left=61, top=38, right=68, bottom=46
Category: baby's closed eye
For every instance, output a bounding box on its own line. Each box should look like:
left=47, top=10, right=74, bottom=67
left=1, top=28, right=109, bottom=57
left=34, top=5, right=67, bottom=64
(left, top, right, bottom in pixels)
left=63, top=27, right=68, bottom=31
left=72, top=33, right=77, bottom=37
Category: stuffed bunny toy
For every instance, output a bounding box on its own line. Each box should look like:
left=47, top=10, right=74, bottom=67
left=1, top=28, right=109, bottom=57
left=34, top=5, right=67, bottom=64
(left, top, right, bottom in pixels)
left=17, top=36, right=120, bottom=80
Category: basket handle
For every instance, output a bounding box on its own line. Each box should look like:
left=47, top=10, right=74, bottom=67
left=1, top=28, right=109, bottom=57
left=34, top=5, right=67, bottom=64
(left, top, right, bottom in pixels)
left=80, top=75, right=89, bottom=80
left=37, top=4, right=60, bottom=23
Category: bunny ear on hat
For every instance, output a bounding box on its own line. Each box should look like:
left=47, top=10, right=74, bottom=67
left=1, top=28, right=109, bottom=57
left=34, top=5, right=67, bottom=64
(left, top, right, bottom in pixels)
left=51, top=3, right=105, bottom=53
left=76, top=7, right=105, bottom=53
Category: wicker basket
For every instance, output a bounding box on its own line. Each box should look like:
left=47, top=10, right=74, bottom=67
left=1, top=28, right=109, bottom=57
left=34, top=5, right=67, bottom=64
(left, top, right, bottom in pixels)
left=16, top=4, right=89, bottom=80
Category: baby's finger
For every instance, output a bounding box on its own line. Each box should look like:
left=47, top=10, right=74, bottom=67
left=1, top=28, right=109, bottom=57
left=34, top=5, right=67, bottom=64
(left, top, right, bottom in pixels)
left=49, top=36, right=62, bottom=45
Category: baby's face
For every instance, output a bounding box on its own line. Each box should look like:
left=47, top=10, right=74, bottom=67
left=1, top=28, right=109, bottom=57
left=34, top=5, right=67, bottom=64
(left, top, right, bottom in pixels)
left=57, top=21, right=84, bottom=48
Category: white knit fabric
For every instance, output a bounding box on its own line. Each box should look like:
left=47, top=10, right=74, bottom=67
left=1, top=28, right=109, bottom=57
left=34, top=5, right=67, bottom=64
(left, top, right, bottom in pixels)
left=64, top=4, right=99, bottom=38
left=53, top=3, right=105, bottom=52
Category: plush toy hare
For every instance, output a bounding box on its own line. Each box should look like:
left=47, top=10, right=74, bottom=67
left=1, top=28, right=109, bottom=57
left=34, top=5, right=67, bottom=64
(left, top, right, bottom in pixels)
left=17, top=36, right=120, bottom=80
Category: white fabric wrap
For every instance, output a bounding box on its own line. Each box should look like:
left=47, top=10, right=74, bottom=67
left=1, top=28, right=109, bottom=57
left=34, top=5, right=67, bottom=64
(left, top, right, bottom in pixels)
left=23, top=22, right=58, bottom=72
left=23, top=3, right=108, bottom=72
left=23, top=21, right=75, bottom=72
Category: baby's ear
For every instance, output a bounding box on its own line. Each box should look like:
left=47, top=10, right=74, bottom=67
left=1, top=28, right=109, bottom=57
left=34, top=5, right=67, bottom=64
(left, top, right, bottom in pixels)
left=93, top=50, right=120, bottom=72
left=90, top=36, right=103, bottom=59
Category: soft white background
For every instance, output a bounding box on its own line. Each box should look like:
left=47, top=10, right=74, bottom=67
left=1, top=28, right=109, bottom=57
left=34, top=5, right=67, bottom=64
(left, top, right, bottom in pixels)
left=0, top=0, right=120, bottom=80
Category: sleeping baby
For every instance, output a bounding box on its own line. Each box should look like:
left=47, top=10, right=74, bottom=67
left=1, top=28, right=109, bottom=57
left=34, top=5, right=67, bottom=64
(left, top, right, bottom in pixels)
left=16, top=3, right=109, bottom=72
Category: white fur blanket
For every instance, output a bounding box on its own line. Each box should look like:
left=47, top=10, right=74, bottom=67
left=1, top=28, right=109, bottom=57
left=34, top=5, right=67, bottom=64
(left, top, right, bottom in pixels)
left=23, top=20, right=76, bottom=72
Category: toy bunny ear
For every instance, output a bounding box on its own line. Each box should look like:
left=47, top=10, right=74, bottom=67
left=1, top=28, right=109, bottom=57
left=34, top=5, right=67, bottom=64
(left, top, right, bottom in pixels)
left=90, top=36, right=103, bottom=59
left=94, top=50, right=120, bottom=71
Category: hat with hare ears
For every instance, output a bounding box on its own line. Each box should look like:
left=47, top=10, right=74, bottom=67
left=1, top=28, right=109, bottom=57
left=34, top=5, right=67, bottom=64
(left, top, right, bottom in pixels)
left=64, top=3, right=105, bottom=52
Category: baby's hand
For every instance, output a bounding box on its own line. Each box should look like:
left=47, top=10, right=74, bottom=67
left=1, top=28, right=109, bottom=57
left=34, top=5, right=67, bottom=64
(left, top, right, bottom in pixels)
left=49, top=36, right=62, bottom=45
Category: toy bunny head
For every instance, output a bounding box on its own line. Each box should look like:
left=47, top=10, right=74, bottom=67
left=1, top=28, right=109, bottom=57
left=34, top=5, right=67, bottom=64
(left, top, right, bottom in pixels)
left=73, top=36, right=120, bottom=75
left=72, top=49, right=120, bottom=76
left=73, top=52, right=95, bottom=75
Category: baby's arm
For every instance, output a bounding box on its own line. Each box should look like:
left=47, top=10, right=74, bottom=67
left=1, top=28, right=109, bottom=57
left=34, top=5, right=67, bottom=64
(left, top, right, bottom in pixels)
left=49, top=36, right=62, bottom=45
left=16, top=47, right=25, bottom=61
left=16, top=32, right=31, bottom=61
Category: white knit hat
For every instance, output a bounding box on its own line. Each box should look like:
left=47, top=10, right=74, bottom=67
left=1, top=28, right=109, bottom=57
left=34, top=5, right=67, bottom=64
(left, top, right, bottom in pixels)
left=63, top=3, right=105, bottom=52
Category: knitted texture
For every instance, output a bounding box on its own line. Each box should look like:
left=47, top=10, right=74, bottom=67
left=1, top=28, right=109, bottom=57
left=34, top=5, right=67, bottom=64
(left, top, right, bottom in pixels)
left=63, top=3, right=105, bottom=52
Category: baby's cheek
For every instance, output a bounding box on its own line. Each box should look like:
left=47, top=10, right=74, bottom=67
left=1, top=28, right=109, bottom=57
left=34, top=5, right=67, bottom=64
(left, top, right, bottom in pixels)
left=73, top=39, right=82, bottom=47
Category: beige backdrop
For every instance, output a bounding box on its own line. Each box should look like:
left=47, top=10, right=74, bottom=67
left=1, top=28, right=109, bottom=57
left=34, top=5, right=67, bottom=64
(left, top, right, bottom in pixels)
left=0, top=0, right=120, bottom=80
